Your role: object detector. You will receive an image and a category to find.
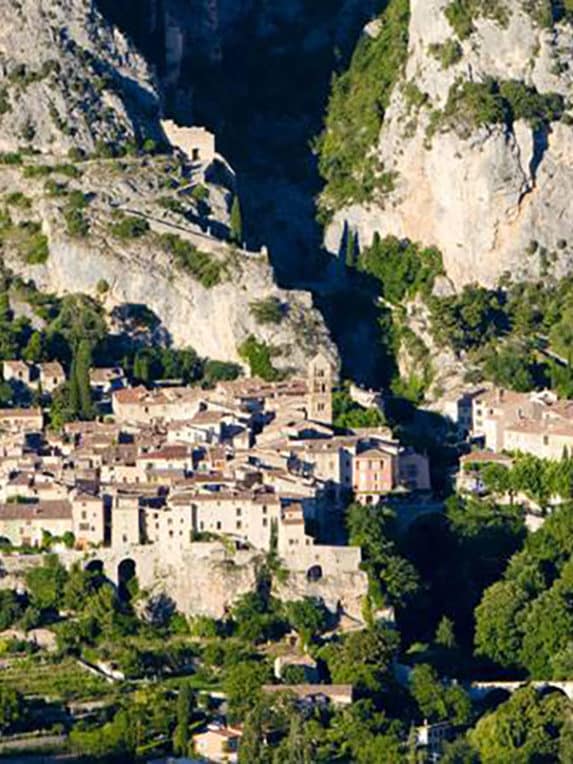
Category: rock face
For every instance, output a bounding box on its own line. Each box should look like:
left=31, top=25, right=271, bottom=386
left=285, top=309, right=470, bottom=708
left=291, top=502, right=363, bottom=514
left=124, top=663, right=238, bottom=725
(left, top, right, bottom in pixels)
left=0, top=545, right=369, bottom=621
left=325, top=0, right=573, bottom=289
left=0, top=0, right=337, bottom=372
left=0, top=155, right=335, bottom=371
left=0, top=0, right=161, bottom=155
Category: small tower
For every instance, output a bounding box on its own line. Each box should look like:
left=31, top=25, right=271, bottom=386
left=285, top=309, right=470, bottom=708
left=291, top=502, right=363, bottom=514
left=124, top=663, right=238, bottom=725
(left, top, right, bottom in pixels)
left=307, top=352, right=333, bottom=425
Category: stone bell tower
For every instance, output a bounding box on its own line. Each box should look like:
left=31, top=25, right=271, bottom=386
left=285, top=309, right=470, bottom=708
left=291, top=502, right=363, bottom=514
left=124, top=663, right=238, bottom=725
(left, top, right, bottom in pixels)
left=307, top=352, right=333, bottom=425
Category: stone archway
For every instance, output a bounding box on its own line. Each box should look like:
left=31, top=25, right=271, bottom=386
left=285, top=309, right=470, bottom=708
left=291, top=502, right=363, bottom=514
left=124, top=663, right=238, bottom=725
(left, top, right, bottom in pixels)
left=307, top=564, right=323, bottom=583
left=117, top=558, right=137, bottom=601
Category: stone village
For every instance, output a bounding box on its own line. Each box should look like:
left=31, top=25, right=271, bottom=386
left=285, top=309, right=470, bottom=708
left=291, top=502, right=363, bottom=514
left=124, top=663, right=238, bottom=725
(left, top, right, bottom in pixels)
left=0, top=353, right=431, bottom=621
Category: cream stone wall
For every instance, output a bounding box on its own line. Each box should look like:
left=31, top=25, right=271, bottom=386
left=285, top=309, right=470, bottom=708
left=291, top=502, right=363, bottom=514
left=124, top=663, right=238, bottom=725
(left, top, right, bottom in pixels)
left=161, top=120, right=216, bottom=165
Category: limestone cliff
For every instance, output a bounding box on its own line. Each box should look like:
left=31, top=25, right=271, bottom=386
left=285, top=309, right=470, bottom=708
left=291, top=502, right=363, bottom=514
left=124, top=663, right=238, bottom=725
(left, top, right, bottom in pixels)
left=0, top=0, right=161, bottom=155
left=323, top=0, right=573, bottom=289
left=0, top=0, right=337, bottom=372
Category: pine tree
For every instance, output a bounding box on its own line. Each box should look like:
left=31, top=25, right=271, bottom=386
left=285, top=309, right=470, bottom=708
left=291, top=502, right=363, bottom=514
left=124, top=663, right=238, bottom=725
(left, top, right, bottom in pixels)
left=173, top=683, right=194, bottom=756
left=230, top=195, right=243, bottom=245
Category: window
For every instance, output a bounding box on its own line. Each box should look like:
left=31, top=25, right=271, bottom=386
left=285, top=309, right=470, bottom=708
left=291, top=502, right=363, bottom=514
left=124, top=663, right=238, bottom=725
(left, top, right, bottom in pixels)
left=216, top=521, right=221, bottom=530
left=236, top=520, right=242, bottom=530
left=262, top=505, right=267, bottom=515
left=81, top=511, right=87, bottom=520
left=236, top=508, right=242, bottom=517
left=200, top=521, right=204, bottom=530
left=543, top=435, right=549, bottom=445
left=262, top=517, right=268, bottom=527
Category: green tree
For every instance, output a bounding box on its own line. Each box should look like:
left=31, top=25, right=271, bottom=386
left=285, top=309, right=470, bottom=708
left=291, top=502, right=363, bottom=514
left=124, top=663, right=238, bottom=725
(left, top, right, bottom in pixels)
left=469, top=686, right=571, bottom=763
left=22, top=331, right=44, bottom=363
left=321, top=624, right=399, bottom=693
left=0, top=590, right=23, bottom=630
left=173, top=682, right=195, bottom=756
left=239, top=704, right=271, bottom=764
left=25, top=554, right=68, bottom=612
left=435, top=616, right=456, bottom=649
left=441, top=738, right=480, bottom=763
left=0, top=686, right=22, bottom=732
left=347, top=502, right=419, bottom=607
left=75, top=338, right=94, bottom=419
left=474, top=580, right=528, bottom=669
left=230, top=195, right=243, bottom=245
left=285, top=598, right=329, bottom=647
left=225, top=661, right=271, bottom=721
left=410, top=664, right=471, bottom=725
left=345, top=229, right=356, bottom=268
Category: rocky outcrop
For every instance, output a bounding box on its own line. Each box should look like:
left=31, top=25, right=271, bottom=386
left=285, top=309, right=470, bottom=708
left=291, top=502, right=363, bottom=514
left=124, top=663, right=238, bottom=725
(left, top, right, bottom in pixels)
left=0, top=544, right=368, bottom=621
left=0, top=155, right=336, bottom=371
left=0, top=0, right=161, bottom=155
left=0, top=0, right=337, bottom=373
left=324, top=0, right=573, bottom=289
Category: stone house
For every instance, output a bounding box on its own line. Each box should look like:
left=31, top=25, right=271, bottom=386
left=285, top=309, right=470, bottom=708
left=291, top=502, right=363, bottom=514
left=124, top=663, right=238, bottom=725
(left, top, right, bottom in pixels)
left=0, top=408, right=43, bottom=433
left=262, top=684, right=353, bottom=708
left=472, top=388, right=573, bottom=457
left=89, top=366, right=125, bottom=396
left=38, top=361, right=66, bottom=393
left=112, top=386, right=203, bottom=425
left=0, top=500, right=73, bottom=547
left=150, top=490, right=282, bottom=552
left=352, top=447, right=397, bottom=503
left=191, top=724, right=242, bottom=764
left=2, top=360, right=33, bottom=386
left=70, top=491, right=106, bottom=548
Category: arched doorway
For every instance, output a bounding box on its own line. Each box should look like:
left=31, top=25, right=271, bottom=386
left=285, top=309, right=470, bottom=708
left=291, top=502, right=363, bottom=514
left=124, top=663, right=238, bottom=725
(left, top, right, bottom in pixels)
left=117, top=558, right=137, bottom=601
left=307, top=564, right=323, bottom=583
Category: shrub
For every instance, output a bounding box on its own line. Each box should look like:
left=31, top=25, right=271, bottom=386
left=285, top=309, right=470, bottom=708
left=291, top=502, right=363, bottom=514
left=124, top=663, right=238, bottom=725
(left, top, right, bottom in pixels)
left=159, top=233, right=223, bottom=288
left=315, top=0, right=410, bottom=212
left=109, top=214, right=150, bottom=240
left=249, top=297, right=285, bottom=325
left=191, top=184, right=209, bottom=202
left=23, top=164, right=52, bottom=178
left=53, top=163, right=82, bottom=179
left=428, top=39, right=463, bottom=68
left=238, top=336, right=281, bottom=381
left=0, top=153, right=22, bottom=165
left=63, top=191, right=90, bottom=237
left=429, top=77, right=564, bottom=139
left=203, top=360, right=242, bottom=386
left=5, top=192, right=31, bottom=209
left=0, top=88, right=11, bottom=115
left=358, top=233, right=444, bottom=303
left=445, top=0, right=509, bottom=40
left=67, top=147, right=85, bottom=162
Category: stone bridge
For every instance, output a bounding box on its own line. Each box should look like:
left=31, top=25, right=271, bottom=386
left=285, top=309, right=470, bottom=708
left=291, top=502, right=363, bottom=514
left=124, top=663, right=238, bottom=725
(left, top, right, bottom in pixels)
left=469, top=680, right=573, bottom=701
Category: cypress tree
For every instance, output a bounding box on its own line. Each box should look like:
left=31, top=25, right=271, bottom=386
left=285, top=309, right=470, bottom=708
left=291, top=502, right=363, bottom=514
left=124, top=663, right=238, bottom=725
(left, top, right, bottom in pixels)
left=173, top=683, right=194, bottom=756
left=345, top=229, right=356, bottom=268
left=68, top=358, right=80, bottom=419
left=75, top=340, right=94, bottom=420
left=230, top=195, right=243, bottom=245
